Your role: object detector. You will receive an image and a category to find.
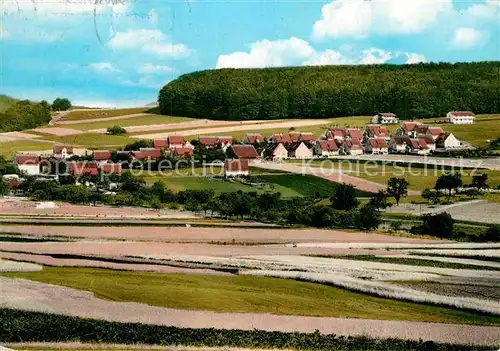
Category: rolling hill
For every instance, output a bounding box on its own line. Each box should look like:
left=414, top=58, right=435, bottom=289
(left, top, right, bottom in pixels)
left=158, top=62, right=500, bottom=121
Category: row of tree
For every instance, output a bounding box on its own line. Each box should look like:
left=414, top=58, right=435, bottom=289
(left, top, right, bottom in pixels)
left=0, top=97, right=71, bottom=132
left=158, top=62, right=500, bottom=120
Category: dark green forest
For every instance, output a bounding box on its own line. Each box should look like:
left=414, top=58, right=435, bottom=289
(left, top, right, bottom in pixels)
left=158, top=62, right=500, bottom=120
left=0, top=99, right=52, bottom=132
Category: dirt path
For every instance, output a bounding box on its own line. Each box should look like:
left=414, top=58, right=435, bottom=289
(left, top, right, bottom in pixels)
left=131, top=120, right=331, bottom=139
left=1, top=278, right=498, bottom=346
left=0, top=225, right=439, bottom=243
left=56, top=113, right=149, bottom=125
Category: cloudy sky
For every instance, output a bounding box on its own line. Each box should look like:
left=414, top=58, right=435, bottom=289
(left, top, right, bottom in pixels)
left=1, top=0, right=498, bottom=107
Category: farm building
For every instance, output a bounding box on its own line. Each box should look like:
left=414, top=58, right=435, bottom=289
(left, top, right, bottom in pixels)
left=132, top=148, right=162, bottom=161
left=224, top=159, right=249, bottom=177
left=447, top=111, right=475, bottom=124
left=14, top=154, right=40, bottom=176
left=153, top=138, right=169, bottom=149
left=436, top=132, right=461, bottom=149
left=173, top=147, right=194, bottom=158
left=372, top=113, right=399, bottom=124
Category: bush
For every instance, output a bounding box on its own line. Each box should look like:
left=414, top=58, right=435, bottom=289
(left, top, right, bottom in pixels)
left=107, top=125, right=127, bottom=135
left=0, top=309, right=486, bottom=351
left=422, top=212, right=454, bottom=239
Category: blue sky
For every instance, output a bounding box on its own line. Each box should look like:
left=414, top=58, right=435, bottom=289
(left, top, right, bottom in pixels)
left=1, top=0, right=499, bottom=107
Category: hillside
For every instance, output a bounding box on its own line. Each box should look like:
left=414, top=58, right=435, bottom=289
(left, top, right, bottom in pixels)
left=0, top=99, right=51, bottom=132
left=158, top=62, right=500, bottom=121
left=0, top=94, right=18, bottom=112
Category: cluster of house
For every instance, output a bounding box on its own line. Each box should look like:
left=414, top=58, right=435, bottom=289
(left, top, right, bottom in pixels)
left=373, top=111, right=475, bottom=125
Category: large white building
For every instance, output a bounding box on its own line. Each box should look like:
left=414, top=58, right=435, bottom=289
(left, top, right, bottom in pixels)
left=447, top=111, right=475, bottom=124
left=14, top=154, right=40, bottom=176
left=372, top=113, right=399, bottom=124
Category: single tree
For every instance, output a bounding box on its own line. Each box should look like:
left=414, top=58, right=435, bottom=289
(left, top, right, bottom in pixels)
left=331, top=183, right=359, bottom=210
left=387, top=177, right=409, bottom=206
left=422, top=212, right=454, bottom=238
left=435, top=173, right=462, bottom=196
left=52, top=98, right=72, bottom=111
left=357, top=204, right=381, bottom=230
left=472, top=174, right=488, bottom=189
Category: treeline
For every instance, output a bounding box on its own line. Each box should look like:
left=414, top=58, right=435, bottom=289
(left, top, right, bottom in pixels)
left=0, top=309, right=486, bottom=351
left=0, top=100, right=52, bottom=132
left=158, top=62, right=500, bottom=120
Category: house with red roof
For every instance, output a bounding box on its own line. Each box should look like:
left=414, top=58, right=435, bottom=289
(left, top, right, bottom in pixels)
left=447, top=111, right=474, bottom=124
left=173, top=147, right=194, bottom=158
left=299, top=132, right=316, bottom=144
left=132, top=148, right=162, bottom=161
left=92, top=150, right=111, bottom=165
left=346, top=128, right=362, bottom=140
left=365, top=138, right=389, bottom=155
left=425, top=127, right=444, bottom=141
left=230, top=145, right=259, bottom=160
left=53, top=145, right=73, bottom=159
left=168, top=135, right=185, bottom=149
left=269, top=133, right=293, bottom=144
left=199, top=136, right=218, bottom=148
left=7, top=178, right=24, bottom=196
left=364, top=125, right=390, bottom=139
left=408, top=139, right=430, bottom=155
left=100, top=163, right=122, bottom=175
left=244, top=133, right=264, bottom=144
left=69, top=162, right=99, bottom=177
left=389, top=136, right=412, bottom=153
left=154, top=138, right=169, bottom=150
left=14, top=154, right=40, bottom=176
left=314, top=140, right=339, bottom=157
left=224, top=159, right=249, bottom=177
left=372, top=113, right=399, bottom=124
left=436, top=132, right=461, bottom=149
left=217, top=136, right=233, bottom=146
left=342, top=139, right=364, bottom=156
left=397, top=121, right=424, bottom=136
left=418, top=135, right=436, bottom=151
left=325, top=127, right=346, bottom=141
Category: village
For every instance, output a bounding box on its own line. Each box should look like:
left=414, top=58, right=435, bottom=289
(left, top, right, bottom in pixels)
left=8, top=111, right=472, bottom=185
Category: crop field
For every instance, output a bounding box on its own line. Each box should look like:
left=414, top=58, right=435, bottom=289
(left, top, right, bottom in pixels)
left=38, top=133, right=133, bottom=149
left=0, top=140, right=55, bottom=158
left=69, top=114, right=196, bottom=131
left=2, top=266, right=498, bottom=325
left=61, top=108, right=151, bottom=121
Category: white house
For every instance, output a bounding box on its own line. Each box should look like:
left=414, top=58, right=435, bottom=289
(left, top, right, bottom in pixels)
left=14, top=154, right=40, bottom=176
left=390, top=136, right=411, bottom=153
left=447, top=111, right=475, bottom=124
left=314, top=140, right=339, bottom=157
left=409, top=139, right=431, bottom=155
left=436, top=132, right=461, bottom=149
left=372, top=113, right=399, bottom=124
left=419, top=135, right=436, bottom=152
left=288, top=142, right=313, bottom=159
left=264, top=143, right=288, bottom=160
left=224, top=159, right=249, bottom=177
left=343, top=139, right=364, bottom=156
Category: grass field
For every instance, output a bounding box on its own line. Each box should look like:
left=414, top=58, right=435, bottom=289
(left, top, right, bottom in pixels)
left=70, top=114, right=196, bottom=131
left=0, top=140, right=55, bottom=158
left=11, top=348, right=172, bottom=351
left=415, top=114, right=500, bottom=147
left=38, top=133, right=134, bottom=149
left=2, top=267, right=499, bottom=325
left=61, top=108, right=151, bottom=121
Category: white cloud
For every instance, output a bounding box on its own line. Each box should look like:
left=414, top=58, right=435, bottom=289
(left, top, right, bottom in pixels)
left=303, top=49, right=346, bottom=66
left=216, top=37, right=315, bottom=69
left=107, top=29, right=189, bottom=58
left=465, top=0, right=500, bottom=21
left=89, top=62, right=120, bottom=73
left=312, top=0, right=452, bottom=39
left=401, top=52, right=427, bottom=64
left=216, top=37, right=423, bottom=69
left=452, top=27, right=484, bottom=48
left=358, top=48, right=393, bottom=65
left=138, top=64, right=175, bottom=74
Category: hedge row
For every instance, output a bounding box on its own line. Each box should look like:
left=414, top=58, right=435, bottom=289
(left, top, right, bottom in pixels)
left=0, top=309, right=491, bottom=350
